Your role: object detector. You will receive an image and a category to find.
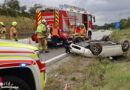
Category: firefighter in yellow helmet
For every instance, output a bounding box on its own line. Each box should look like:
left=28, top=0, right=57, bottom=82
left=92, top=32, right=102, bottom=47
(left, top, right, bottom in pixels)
left=69, top=24, right=75, bottom=36
left=80, top=24, right=86, bottom=40
left=0, top=22, right=6, bottom=39
left=10, top=21, right=18, bottom=41
left=36, top=20, right=49, bottom=53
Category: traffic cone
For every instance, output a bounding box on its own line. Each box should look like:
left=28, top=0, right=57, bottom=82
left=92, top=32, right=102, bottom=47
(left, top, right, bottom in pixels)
left=29, top=39, right=31, bottom=44
left=64, top=84, right=68, bottom=90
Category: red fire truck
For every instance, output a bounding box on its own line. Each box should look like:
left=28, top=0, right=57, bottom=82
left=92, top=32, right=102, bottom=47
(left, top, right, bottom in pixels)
left=32, top=4, right=95, bottom=44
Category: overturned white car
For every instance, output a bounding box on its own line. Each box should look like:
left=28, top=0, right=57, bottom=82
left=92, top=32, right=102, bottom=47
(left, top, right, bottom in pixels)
left=70, top=37, right=129, bottom=57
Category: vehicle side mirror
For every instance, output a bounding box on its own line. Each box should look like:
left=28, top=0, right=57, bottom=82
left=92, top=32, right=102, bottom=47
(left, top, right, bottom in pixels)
left=93, top=16, right=96, bottom=22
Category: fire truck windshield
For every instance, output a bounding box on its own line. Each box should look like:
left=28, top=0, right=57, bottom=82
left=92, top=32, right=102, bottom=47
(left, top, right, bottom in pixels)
left=89, top=15, right=92, bottom=22
left=41, top=9, right=54, bottom=13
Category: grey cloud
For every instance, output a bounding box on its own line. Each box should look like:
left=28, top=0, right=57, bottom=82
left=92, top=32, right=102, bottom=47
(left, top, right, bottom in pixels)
left=76, top=0, right=130, bottom=25
left=0, top=0, right=130, bottom=25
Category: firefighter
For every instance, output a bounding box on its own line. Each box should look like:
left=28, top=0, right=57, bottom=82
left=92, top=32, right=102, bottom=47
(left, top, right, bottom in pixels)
left=74, top=23, right=81, bottom=36
left=44, top=23, right=50, bottom=53
left=80, top=24, right=86, bottom=40
left=10, top=21, right=18, bottom=41
left=50, top=24, right=59, bottom=48
left=64, top=35, right=73, bottom=53
left=69, top=24, right=75, bottom=36
left=36, top=20, right=49, bottom=53
left=0, top=22, right=6, bottom=39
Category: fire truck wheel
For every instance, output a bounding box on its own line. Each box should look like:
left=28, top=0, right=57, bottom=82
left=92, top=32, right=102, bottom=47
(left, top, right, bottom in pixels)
left=31, top=34, right=35, bottom=41
left=120, top=39, right=129, bottom=52
left=1, top=75, right=31, bottom=90
left=73, top=37, right=83, bottom=44
left=90, top=43, right=102, bottom=55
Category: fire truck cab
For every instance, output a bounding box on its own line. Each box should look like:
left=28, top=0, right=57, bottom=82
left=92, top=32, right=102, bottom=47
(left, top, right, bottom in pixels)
left=0, top=40, right=45, bottom=90
left=32, top=4, right=95, bottom=44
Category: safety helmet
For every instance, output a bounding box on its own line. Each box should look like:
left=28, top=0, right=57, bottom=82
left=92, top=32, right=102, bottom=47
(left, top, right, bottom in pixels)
left=38, top=21, right=41, bottom=25
left=12, top=21, right=17, bottom=26
left=81, top=24, right=84, bottom=26
left=70, top=24, right=74, bottom=26
left=0, top=22, right=4, bottom=26
left=41, top=19, right=47, bottom=24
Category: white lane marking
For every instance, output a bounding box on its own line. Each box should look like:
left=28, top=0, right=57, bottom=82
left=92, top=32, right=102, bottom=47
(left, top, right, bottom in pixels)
left=45, top=53, right=67, bottom=64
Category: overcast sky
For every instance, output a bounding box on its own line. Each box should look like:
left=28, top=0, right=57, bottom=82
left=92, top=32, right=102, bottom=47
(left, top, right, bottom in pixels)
left=0, top=0, right=130, bottom=25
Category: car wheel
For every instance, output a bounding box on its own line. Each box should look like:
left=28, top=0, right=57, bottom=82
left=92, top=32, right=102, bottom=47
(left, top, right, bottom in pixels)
left=1, top=76, right=31, bottom=90
left=73, top=37, right=83, bottom=44
left=90, top=43, right=102, bottom=55
left=88, top=31, right=92, bottom=40
left=120, top=40, right=129, bottom=52
left=101, top=35, right=110, bottom=41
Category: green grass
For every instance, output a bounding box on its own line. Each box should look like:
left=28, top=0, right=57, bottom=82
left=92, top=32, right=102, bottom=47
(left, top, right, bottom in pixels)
left=45, top=55, right=130, bottom=90
left=102, top=62, right=130, bottom=90
left=110, top=28, right=130, bottom=42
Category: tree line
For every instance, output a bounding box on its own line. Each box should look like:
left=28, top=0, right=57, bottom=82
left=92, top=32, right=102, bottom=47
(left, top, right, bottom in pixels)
left=0, top=0, right=42, bottom=18
left=93, top=17, right=130, bottom=30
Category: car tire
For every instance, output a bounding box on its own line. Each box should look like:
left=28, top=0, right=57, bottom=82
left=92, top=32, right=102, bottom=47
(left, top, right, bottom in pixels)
left=90, top=43, right=102, bottom=55
left=88, top=31, right=92, bottom=40
left=101, top=35, right=110, bottom=41
left=1, top=75, right=31, bottom=90
left=120, top=40, right=129, bottom=52
left=73, top=37, right=83, bottom=44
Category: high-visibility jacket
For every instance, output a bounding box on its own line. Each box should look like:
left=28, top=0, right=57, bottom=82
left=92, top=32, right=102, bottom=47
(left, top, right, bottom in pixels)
left=52, top=27, right=59, bottom=36
left=36, top=24, right=46, bottom=38
left=69, top=27, right=75, bottom=34
left=0, top=27, right=6, bottom=39
left=74, top=27, right=80, bottom=33
left=80, top=27, right=86, bottom=35
left=10, top=27, right=17, bottom=37
left=0, top=27, right=6, bottom=34
left=36, top=24, right=45, bottom=33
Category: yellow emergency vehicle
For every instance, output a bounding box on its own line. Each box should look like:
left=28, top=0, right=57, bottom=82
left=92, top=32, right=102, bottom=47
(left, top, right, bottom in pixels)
left=0, top=39, right=46, bottom=90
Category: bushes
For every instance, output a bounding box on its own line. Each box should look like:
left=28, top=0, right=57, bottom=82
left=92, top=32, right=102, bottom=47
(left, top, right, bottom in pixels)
left=0, top=8, right=35, bottom=18
left=0, top=8, right=8, bottom=16
left=6, top=8, right=17, bottom=17
left=0, top=0, right=36, bottom=18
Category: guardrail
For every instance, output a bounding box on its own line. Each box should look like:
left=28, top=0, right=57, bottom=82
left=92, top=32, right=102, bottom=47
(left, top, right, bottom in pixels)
left=5, top=33, right=34, bottom=39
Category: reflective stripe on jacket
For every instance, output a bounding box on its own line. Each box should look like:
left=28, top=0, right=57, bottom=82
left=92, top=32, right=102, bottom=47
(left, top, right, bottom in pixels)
left=36, top=24, right=46, bottom=38
left=10, top=27, right=17, bottom=37
left=52, top=28, right=58, bottom=36
left=69, top=28, right=75, bottom=34
left=0, top=27, right=6, bottom=34
left=80, top=27, right=86, bottom=35
left=36, top=24, right=45, bottom=33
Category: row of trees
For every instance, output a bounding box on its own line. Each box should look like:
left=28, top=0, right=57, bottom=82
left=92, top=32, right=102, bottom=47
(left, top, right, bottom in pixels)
left=120, top=17, right=130, bottom=29
left=0, top=0, right=42, bottom=18
left=94, top=17, right=130, bottom=30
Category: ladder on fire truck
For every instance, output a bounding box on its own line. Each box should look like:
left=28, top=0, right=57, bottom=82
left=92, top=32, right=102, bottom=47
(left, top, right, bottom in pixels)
left=36, top=4, right=88, bottom=14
